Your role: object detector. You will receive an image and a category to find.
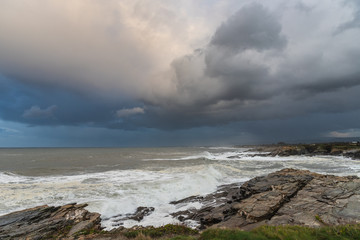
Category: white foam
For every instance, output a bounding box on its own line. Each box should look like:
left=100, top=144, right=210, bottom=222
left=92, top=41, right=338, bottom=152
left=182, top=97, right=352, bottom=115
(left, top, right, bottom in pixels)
left=0, top=165, right=227, bottom=229
left=143, top=149, right=251, bottom=161
left=1, top=147, right=360, bottom=230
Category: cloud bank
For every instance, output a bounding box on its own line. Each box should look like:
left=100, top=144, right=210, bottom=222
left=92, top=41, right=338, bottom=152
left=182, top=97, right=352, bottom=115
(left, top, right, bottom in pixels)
left=1, top=0, right=360, bottom=142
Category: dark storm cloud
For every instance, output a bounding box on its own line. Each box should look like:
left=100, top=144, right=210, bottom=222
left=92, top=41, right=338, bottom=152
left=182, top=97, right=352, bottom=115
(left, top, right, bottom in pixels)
left=164, top=3, right=286, bottom=112
left=158, top=2, right=360, bottom=130
left=1, top=1, right=360, bottom=144
left=211, top=3, right=287, bottom=51
left=0, top=75, right=142, bottom=127
left=158, top=3, right=285, bottom=114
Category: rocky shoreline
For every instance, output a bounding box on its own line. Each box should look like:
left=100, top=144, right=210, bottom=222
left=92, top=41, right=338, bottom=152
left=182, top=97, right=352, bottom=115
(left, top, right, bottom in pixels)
left=171, top=168, right=360, bottom=230
left=248, top=142, right=360, bottom=159
left=1, top=168, right=359, bottom=239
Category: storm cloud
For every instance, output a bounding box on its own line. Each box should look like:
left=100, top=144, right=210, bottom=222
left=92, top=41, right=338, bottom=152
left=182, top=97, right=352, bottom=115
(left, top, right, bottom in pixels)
left=1, top=0, right=360, bottom=145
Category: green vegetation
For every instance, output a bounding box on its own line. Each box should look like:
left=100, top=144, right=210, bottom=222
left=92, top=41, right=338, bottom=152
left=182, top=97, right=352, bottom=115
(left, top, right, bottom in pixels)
left=73, top=228, right=107, bottom=237
left=315, top=215, right=326, bottom=225
left=118, top=224, right=360, bottom=240
left=123, top=224, right=199, bottom=238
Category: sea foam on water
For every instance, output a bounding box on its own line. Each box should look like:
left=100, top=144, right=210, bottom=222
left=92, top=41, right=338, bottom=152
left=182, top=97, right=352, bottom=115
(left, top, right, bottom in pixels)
left=0, top=147, right=359, bottom=229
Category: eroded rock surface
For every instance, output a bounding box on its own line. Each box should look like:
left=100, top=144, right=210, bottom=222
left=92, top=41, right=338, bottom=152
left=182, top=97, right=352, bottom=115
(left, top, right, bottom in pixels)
left=0, top=203, right=101, bottom=240
left=171, top=168, right=360, bottom=229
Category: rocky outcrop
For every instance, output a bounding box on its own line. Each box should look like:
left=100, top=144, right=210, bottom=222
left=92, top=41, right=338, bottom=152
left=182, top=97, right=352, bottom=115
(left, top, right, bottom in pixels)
left=171, top=168, right=360, bottom=230
left=0, top=203, right=101, bottom=240
left=251, top=142, right=360, bottom=159
left=1, top=169, right=359, bottom=239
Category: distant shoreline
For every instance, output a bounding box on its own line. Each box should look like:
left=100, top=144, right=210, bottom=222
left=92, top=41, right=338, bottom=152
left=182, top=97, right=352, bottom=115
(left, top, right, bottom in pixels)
left=244, top=141, right=360, bottom=159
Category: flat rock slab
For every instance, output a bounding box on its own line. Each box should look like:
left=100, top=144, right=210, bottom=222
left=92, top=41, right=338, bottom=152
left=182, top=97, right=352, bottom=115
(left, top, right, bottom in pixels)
left=171, top=168, right=360, bottom=229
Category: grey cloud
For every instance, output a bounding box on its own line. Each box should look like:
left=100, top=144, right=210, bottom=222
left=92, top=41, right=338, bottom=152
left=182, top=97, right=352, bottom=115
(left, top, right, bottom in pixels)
left=2, top=0, right=360, bottom=142
left=295, top=1, right=313, bottom=13
left=0, top=0, right=210, bottom=101
left=335, top=0, right=360, bottom=34
left=23, top=105, right=57, bottom=119
left=294, top=72, right=360, bottom=95
left=149, top=1, right=360, bottom=131
left=162, top=3, right=285, bottom=111
left=211, top=3, right=287, bottom=51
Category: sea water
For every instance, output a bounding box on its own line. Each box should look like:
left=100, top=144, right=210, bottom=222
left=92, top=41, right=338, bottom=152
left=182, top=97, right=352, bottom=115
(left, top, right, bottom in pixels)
left=0, top=147, right=359, bottom=229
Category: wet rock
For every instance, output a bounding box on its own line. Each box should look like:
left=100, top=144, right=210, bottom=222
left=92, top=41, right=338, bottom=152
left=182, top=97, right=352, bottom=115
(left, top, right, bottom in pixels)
left=171, top=168, right=360, bottom=230
left=0, top=203, right=101, bottom=240
left=130, top=207, right=155, bottom=221
left=110, top=206, right=155, bottom=226
left=344, top=150, right=360, bottom=159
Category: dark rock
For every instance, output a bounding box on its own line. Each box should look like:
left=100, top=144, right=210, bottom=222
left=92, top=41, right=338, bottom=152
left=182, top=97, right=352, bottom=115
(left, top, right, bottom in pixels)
left=130, top=206, right=155, bottom=221
left=344, top=150, right=360, bottom=159
left=110, top=206, right=155, bottom=226
left=170, top=168, right=360, bottom=230
left=253, top=142, right=360, bottom=159
left=170, top=195, right=204, bottom=205
left=0, top=203, right=101, bottom=240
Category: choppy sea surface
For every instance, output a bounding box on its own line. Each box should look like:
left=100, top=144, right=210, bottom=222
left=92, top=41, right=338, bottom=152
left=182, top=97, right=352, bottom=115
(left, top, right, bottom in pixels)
left=1, top=147, right=359, bottom=229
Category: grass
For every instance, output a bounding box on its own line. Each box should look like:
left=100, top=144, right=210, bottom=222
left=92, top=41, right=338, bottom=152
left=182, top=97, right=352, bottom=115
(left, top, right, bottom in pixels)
left=123, top=224, right=199, bottom=239
left=315, top=215, right=326, bottom=225
left=119, top=224, right=360, bottom=240
left=75, top=224, right=360, bottom=240
left=199, top=225, right=360, bottom=240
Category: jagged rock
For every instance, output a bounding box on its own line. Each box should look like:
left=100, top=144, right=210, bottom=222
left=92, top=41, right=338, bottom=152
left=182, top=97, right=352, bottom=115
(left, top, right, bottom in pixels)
left=0, top=203, right=101, bottom=240
left=171, top=169, right=360, bottom=229
left=130, top=206, right=155, bottom=221
left=109, top=206, right=155, bottom=226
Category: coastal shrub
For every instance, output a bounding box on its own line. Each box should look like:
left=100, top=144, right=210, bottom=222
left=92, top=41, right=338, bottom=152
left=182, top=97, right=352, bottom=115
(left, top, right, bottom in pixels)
left=200, top=228, right=268, bottom=240
left=168, top=236, right=198, bottom=240
left=134, top=233, right=153, bottom=240
left=252, top=225, right=360, bottom=240
left=199, top=225, right=360, bottom=240
left=123, top=224, right=198, bottom=238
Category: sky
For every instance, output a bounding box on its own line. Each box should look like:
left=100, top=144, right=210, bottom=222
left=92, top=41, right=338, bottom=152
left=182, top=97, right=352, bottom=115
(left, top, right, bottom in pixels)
left=1, top=0, right=360, bottom=147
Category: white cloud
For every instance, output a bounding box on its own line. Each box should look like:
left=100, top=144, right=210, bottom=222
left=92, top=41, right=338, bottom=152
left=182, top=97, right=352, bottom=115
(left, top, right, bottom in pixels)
left=0, top=0, right=219, bottom=99
left=0, top=127, right=19, bottom=134
left=327, top=129, right=360, bottom=138
left=116, top=107, right=145, bottom=118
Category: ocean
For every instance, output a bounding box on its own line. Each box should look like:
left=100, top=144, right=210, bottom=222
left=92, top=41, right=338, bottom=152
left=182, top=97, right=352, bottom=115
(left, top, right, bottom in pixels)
left=1, top=147, right=359, bottom=229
